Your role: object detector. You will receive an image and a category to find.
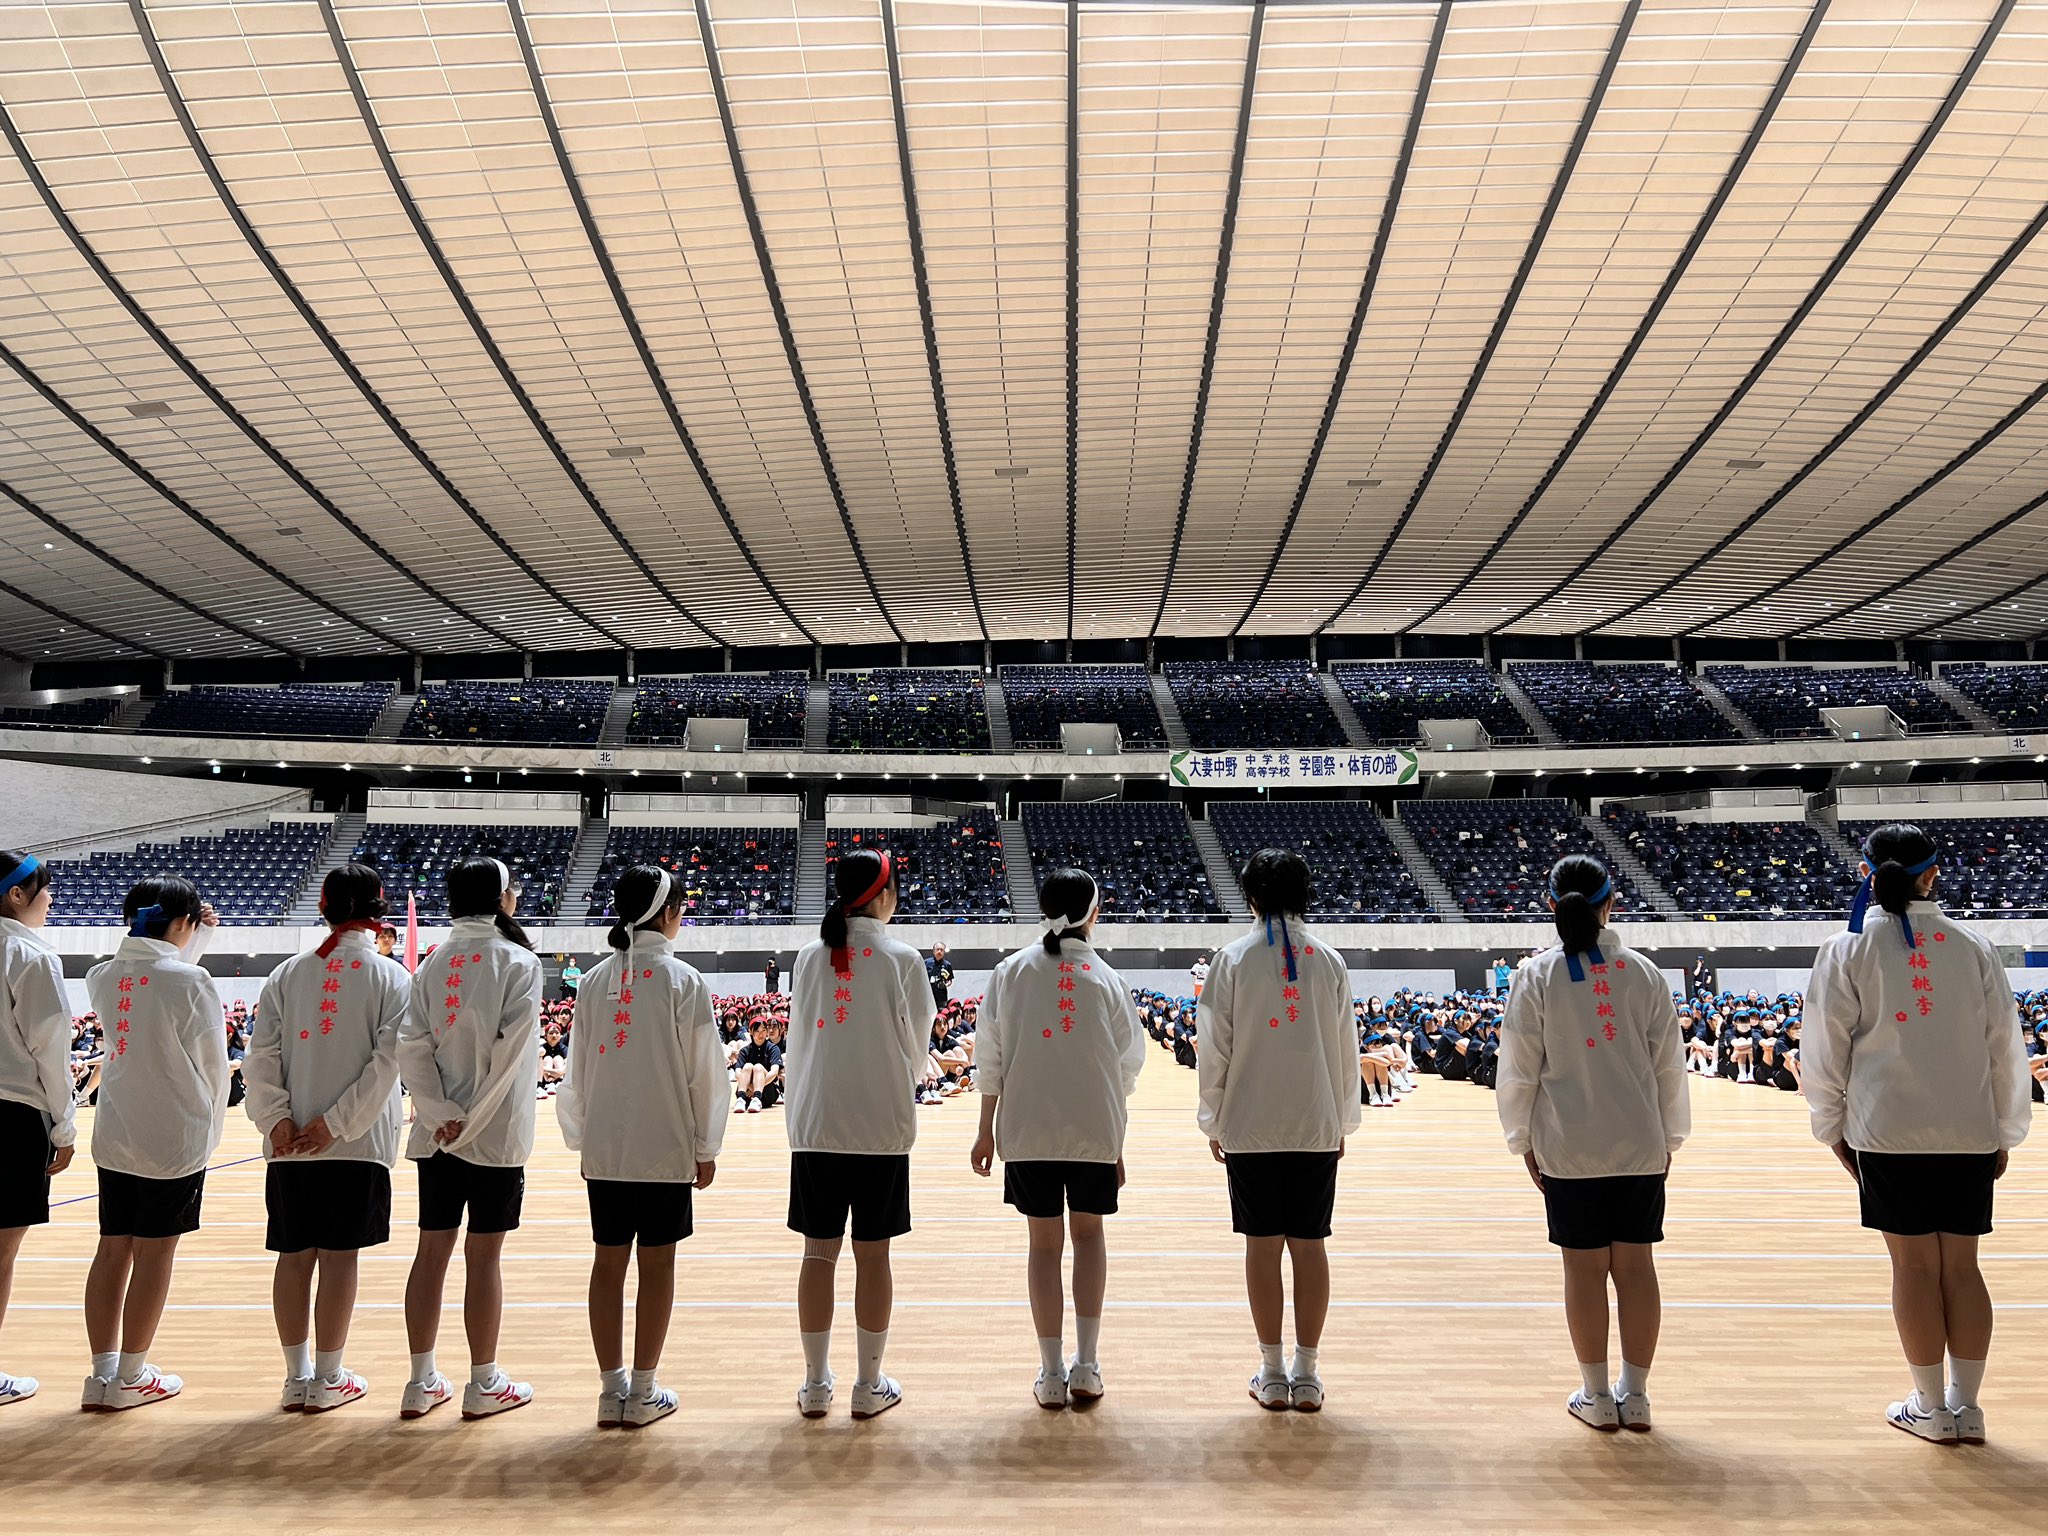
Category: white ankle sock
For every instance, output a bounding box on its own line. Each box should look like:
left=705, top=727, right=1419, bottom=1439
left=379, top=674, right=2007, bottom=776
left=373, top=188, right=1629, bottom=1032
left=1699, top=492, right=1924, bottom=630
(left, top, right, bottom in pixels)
left=1259, top=1341, right=1286, bottom=1378
left=629, top=1367, right=656, bottom=1400
left=800, top=1330, right=831, bottom=1384
left=91, top=1350, right=118, bottom=1381
left=1291, top=1345, right=1320, bottom=1382
left=283, top=1339, right=313, bottom=1380
left=601, top=1367, right=629, bottom=1397
left=315, top=1347, right=344, bottom=1384
left=118, top=1351, right=146, bottom=1384
left=1948, top=1355, right=1986, bottom=1410
left=1618, top=1359, right=1649, bottom=1397
left=855, top=1327, right=888, bottom=1388
left=409, top=1350, right=436, bottom=1385
left=1578, top=1360, right=1609, bottom=1400
left=1038, top=1336, right=1065, bottom=1378
left=1909, top=1361, right=1945, bottom=1410
left=470, top=1361, right=500, bottom=1390
left=1075, top=1315, right=1101, bottom=1368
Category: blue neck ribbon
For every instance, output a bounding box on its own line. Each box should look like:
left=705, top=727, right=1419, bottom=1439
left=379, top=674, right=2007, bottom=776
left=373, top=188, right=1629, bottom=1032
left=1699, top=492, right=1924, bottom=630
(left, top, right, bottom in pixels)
left=1551, top=875, right=1612, bottom=983
left=1848, top=851, right=1939, bottom=949
left=1264, top=912, right=1298, bottom=982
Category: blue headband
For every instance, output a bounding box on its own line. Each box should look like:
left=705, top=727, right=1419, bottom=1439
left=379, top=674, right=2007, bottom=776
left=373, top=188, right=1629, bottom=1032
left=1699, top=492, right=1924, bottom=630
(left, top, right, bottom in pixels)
left=0, top=854, right=41, bottom=900
left=1264, top=912, right=1298, bottom=983
left=128, top=902, right=165, bottom=939
left=1550, top=873, right=1613, bottom=982
left=1847, top=848, right=1939, bottom=949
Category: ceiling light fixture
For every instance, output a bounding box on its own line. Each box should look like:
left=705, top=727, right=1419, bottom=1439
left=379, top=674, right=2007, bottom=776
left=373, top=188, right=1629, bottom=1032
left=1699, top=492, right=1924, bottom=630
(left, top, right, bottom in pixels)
left=1725, top=458, right=1765, bottom=470
left=607, top=446, right=646, bottom=459
left=994, top=467, right=1029, bottom=478
left=1345, top=478, right=1382, bottom=489
left=125, top=401, right=174, bottom=418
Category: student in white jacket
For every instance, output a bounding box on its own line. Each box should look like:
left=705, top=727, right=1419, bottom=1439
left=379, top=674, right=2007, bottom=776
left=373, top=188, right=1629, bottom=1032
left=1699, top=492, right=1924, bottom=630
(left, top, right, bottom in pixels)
left=557, top=864, right=726, bottom=1431
left=1196, top=849, right=1360, bottom=1414
left=784, top=847, right=934, bottom=1421
left=970, top=867, right=1145, bottom=1409
left=0, top=851, right=75, bottom=1408
left=397, top=857, right=544, bottom=1423
left=1495, top=855, right=1688, bottom=1434
left=244, top=864, right=406, bottom=1415
left=1803, top=823, right=2031, bottom=1446
left=81, top=877, right=229, bottom=1411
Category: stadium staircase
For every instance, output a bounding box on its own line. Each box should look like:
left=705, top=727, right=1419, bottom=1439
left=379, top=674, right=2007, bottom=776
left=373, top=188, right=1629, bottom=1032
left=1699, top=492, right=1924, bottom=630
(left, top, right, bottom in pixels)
left=1693, top=670, right=1765, bottom=742
left=1582, top=809, right=1683, bottom=918
left=1497, top=668, right=1564, bottom=746
left=285, top=811, right=367, bottom=924
left=597, top=686, right=637, bottom=748
left=369, top=691, right=415, bottom=742
left=1189, top=815, right=1251, bottom=919
left=563, top=816, right=611, bottom=918
left=1320, top=673, right=1370, bottom=747
left=998, top=818, right=1038, bottom=916
left=804, top=682, right=830, bottom=752
left=1806, top=809, right=1866, bottom=873
left=796, top=820, right=829, bottom=920
left=1383, top=815, right=1461, bottom=919
left=1149, top=675, right=1191, bottom=751
left=1926, top=671, right=2001, bottom=735
left=109, top=693, right=154, bottom=732
left=984, top=677, right=1014, bottom=753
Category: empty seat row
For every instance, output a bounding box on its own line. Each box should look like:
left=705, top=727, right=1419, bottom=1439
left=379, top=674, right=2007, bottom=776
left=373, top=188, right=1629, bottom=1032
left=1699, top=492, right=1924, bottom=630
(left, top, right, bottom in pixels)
left=1604, top=807, right=1857, bottom=918
left=142, top=683, right=394, bottom=739
left=1939, top=663, right=2048, bottom=732
left=46, top=821, right=328, bottom=926
left=353, top=822, right=577, bottom=920
left=0, top=697, right=120, bottom=730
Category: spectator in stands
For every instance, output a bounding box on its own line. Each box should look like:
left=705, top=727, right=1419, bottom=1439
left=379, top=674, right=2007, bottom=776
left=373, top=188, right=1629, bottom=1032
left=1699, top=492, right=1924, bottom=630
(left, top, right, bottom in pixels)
left=1496, top=854, right=1688, bottom=1434
left=927, top=942, right=953, bottom=1010
left=734, top=1019, right=783, bottom=1116
left=971, top=866, right=1145, bottom=1410
left=764, top=954, right=780, bottom=996
left=0, top=850, right=73, bottom=1408
left=1198, top=848, right=1359, bottom=1414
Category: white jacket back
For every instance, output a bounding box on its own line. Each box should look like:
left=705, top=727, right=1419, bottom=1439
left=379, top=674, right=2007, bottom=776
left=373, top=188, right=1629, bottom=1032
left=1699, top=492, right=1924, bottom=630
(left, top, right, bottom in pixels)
left=1196, top=922, right=1361, bottom=1154
left=980, top=937, right=1145, bottom=1165
left=0, top=916, right=76, bottom=1146
left=1494, top=933, right=1689, bottom=1179
left=784, top=917, right=935, bottom=1155
left=399, top=920, right=544, bottom=1166
left=1803, top=902, right=2031, bottom=1154
left=556, top=933, right=729, bottom=1182
left=243, top=929, right=406, bottom=1166
left=86, top=936, right=229, bottom=1179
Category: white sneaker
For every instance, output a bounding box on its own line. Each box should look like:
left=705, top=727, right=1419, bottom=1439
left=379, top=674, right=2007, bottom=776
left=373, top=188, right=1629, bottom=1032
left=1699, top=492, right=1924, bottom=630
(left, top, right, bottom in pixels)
left=850, top=1375, right=903, bottom=1420
left=624, top=1385, right=678, bottom=1428
left=400, top=1373, right=454, bottom=1420
left=748, top=1097, right=763, bottom=1114
left=1290, top=1373, right=1325, bottom=1413
left=305, top=1370, right=368, bottom=1414
left=1067, top=1357, right=1104, bottom=1404
left=597, top=1390, right=626, bottom=1429
left=1567, top=1389, right=1619, bottom=1432
left=797, top=1373, right=835, bottom=1419
left=105, top=1364, right=182, bottom=1410
left=1948, top=1399, right=1986, bottom=1445
left=1887, top=1392, right=1958, bottom=1444
left=461, top=1374, right=533, bottom=1420
left=0, top=1372, right=38, bottom=1407
left=280, top=1375, right=314, bottom=1412
left=1034, top=1367, right=1069, bottom=1410
left=732, top=1098, right=748, bottom=1115
left=1250, top=1370, right=1290, bottom=1411
left=1614, top=1390, right=1652, bottom=1432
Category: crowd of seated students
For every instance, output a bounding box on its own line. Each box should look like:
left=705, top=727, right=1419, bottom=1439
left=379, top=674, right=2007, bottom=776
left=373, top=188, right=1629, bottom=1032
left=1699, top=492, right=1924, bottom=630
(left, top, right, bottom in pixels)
left=1940, top=662, right=2048, bottom=731
left=1021, top=802, right=1221, bottom=921
left=402, top=679, right=612, bottom=743
left=1207, top=800, right=1435, bottom=921
left=352, top=822, right=575, bottom=920
left=1401, top=798, right=1655, bottom=922
left=827, top=811, right=1010, bottom=919
left=1163, top=661, right=1347, bottom=749
left=584, top=826, right=797, bottom=923
left=1000, top=665, right=1167, bottom=749
left=626, top=673, right=808, bottom=746
left=0, top=696, right=120, bottom=730
left=829, top=669, right=991, bottom=752
left=1604, top=807, right=1859, bottom=917
left=1512, top=662, right=1738, bottom=744
left=45, top=821, right=327, bottom=926
left=1705, top=664, right=1963, bottom=736
left=141, top=682, right=393, bottom=739
left=1333, top=660, right=1532, bottom=744
left=1840, top=817, right=2048, bottom=918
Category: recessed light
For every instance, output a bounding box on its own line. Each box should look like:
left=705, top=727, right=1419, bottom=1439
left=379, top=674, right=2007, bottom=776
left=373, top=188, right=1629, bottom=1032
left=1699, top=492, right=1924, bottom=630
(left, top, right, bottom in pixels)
left=994, top=467, right=1029, bottom=478
left=41, top=542, right=52, bottom=551
left=1725, top=458, right=1765, bottom=469
left=275, top=526, right=303, bottom=537
left=607, top=446, right=646, bottom=459
left=125, top=401, right=174, bottom=418
left=1346, top=478, right=1382, bottom=489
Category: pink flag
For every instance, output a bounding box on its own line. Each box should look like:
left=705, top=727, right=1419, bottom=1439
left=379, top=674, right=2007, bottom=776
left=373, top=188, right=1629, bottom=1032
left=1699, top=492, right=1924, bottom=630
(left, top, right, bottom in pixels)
left=404, top=891, right=419, bottom=974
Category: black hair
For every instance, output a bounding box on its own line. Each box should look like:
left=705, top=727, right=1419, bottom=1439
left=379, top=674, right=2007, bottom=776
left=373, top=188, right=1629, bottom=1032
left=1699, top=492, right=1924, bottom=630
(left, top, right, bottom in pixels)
left=448, top=855, right=533, bottom=951
left=1038, top=866, right=1098, bottom=956
left=1548, top=854, right=1612, bottom=958
left=320, top=863, right=388, bottom=928
left=821, top=847, right=894, bottom=956
left=1240, top=847, right=1311, bottom=919
left=1864, top=822, right=1938, bottom=918
left=0, top=848, right=51, bottom=910
left=608, top=864, right=683, bottom=951
left=123, top=874, right=204, bottom=939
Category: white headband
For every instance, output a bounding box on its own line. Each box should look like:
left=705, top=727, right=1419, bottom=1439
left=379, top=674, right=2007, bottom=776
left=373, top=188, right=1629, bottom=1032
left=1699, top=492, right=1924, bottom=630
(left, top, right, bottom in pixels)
left=634, top=869, right=673, bottom=927
left=491, top=858, right=513, bottom=895
left=1039, top=872, right=1100, bottom=939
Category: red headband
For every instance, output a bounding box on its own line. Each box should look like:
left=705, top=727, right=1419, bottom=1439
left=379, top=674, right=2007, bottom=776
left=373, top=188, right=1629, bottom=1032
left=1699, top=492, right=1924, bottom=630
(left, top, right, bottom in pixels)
left=316, top=882, right=386, bottom=958
left=830, top=852, right=893, bottom=971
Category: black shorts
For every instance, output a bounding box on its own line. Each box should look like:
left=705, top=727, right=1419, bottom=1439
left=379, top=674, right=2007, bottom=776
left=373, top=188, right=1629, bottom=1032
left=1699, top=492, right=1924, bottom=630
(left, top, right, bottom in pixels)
left=787, top=1151, right=911, bottom=1242
left=99, top=1167, right=206, bottom=1240
left=1226, top=1150, right=1340, bottom=1240
left=416, top=1151, right=525, bottom=1235
left=1854, top=1149, right=1998, bottom=1237
left=587, top=1179, right=694, bottom=1248
left=1543, top=1172, right=1666, bottom=1250
left=1003, top=1159, right=1119, bottom=1219
left=0, top=1097, right=54, bottom=1229
left=265, top=1159, right=393, bottom=1253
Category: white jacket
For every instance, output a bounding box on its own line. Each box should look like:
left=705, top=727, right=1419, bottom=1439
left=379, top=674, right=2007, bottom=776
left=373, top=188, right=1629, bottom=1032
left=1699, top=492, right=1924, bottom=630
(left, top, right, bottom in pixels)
left=557, top=931, right=728, bottom=1182
left=85, top=936, right=229, bottom=1180
left=1803, top=901, right=2031, bottom=1154
left=0, top=916, right=76, bottom=1146
left=784, top=916, right=936, bottom=1155
left=1495, top=932, right=1689, bottom=1179
left=980, top=936, right=1145, bottom=1165
left=1196, top=921, right=1361, bottom=1154
left=243, top=929, right=406, bottom=1166
left=399, top=919, right=544, bottom=1167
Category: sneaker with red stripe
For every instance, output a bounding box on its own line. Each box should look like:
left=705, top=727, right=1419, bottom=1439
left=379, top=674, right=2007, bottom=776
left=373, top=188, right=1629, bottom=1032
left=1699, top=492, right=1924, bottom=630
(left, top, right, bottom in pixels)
left=104, top=1364, right=182, bottom=1411
left=461, top=1373, right=533, bottom=1420
left=305, top=1370, right=368, bottom=1414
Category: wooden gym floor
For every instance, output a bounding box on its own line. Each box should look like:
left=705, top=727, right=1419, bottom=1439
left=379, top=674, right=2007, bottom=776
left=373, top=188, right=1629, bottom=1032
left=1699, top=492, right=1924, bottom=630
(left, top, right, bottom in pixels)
left=4, top=1059, right=2044, bottom=1534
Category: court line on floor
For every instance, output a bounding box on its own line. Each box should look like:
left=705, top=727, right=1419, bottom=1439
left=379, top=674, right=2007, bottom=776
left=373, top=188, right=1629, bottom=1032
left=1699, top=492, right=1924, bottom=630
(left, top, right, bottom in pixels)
left=21, top=1249, right=2047, bottom=1264
left=16, top=1299, right=2048, bottom=1313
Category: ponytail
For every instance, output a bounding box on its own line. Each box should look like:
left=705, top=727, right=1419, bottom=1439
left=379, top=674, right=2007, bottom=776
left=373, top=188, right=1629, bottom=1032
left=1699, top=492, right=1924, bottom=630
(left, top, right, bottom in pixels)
left=1850, top=822, right=1937, bottom=949
left=1547, top=854, right=1612, bottom=983
left=1240, top=847, right=1311, bottom=980
left=823, top=848, right=894, bottom=970
left=1037, top=866, right=1099, bottom=956
left=447, top=856, right=533, bottom=952
left=607, top=865, right=678, bottom=951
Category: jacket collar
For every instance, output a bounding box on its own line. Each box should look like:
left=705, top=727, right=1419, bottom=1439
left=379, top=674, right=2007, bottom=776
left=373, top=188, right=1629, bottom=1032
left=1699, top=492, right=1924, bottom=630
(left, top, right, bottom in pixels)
left=0, top=915, right=51, bottom=951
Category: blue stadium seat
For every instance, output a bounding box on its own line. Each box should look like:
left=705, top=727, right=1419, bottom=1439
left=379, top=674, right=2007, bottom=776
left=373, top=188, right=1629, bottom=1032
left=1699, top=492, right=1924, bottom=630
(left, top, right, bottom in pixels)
left=353, top=823, right=578, bottom=920
left=1840, top=816, right=2048, bottom=918
left=829, top=670, right=991, bottom=752
left=1163, top=662, right=1345, bottom=749
left=1604, top=806, right=1857, bottom=917
left=142, top=683, right=393, bottom=740
left=46, top=821, right=327, bottom=926
left=1000, top=666, right=1166, bottom=749
left=402, top=681, right=611, bottom=744
left=1512, top=663, right=1736, bottom=745
left=0, top=697, right=120, bottom=730
left=1209, top=800, right=1435, bottom=921
left=1333, top=661, right=1530, bottom=744
left=1706, top=665, right=1963, bottom=737
left=1020, top=802, right=1220, bottom=921
left=828, top=810, right=1010, bottom=919
left=586, top=825, right=797, bottom=923
left=1399, top=799, right=1657, bottom=922
left=1936, top=664, right=2048, bottom=732
left=627, top=673, right=808, bottom=746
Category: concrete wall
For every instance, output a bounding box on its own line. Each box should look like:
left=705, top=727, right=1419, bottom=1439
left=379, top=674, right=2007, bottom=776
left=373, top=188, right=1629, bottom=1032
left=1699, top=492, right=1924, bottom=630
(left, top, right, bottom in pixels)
left=2, top=759, right=309, bottom=857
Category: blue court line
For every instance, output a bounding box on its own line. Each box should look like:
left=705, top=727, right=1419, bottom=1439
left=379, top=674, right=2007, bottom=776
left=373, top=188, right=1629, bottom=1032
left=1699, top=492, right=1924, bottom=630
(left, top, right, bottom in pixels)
left=49, top=1154, right=263, bottom=1208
